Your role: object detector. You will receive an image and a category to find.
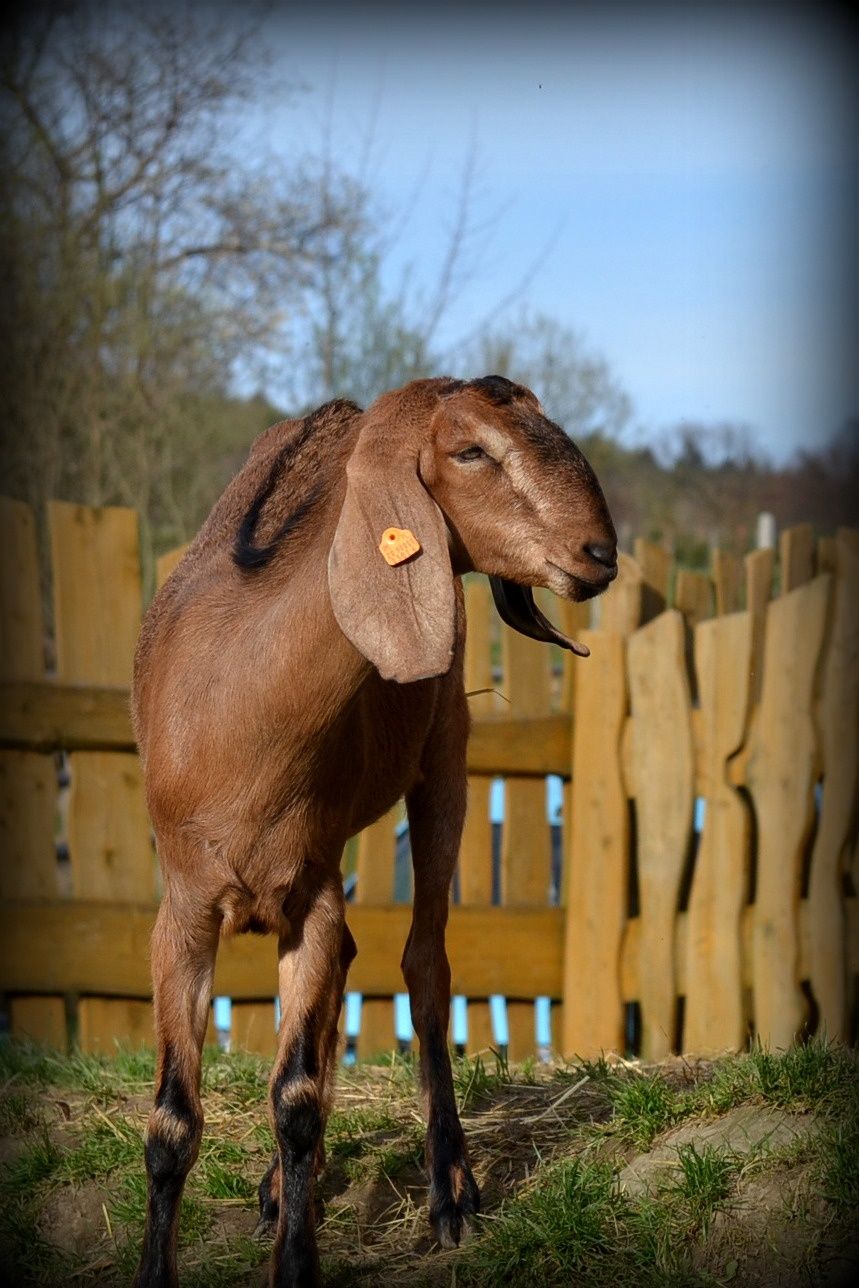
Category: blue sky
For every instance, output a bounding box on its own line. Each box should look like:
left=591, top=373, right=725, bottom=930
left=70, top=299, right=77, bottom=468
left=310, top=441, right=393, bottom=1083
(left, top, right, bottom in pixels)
left=252, top=3, right=856, bottom=461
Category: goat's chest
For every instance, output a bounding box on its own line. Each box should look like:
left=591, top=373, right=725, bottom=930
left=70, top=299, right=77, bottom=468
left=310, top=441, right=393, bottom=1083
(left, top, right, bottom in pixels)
left=330, top=675, right=442, bottom=834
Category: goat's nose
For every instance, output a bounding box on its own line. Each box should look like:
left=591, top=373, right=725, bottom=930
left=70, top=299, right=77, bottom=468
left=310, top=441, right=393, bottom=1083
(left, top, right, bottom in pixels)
left=584, top=541, right=617, bottom=570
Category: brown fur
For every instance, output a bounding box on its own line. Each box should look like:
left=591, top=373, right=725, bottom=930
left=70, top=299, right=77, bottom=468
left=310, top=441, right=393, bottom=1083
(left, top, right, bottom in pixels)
left=131, top=375, right=616, bottom=1288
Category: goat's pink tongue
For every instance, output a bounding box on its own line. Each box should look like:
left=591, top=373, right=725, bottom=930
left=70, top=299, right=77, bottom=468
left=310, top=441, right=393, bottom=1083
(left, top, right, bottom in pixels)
left=488, top=578, right=590, bottom=657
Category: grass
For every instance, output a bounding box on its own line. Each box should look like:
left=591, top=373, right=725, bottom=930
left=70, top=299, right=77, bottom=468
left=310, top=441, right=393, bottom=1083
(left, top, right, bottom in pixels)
left=0, top=1036, right=856, bottom=1285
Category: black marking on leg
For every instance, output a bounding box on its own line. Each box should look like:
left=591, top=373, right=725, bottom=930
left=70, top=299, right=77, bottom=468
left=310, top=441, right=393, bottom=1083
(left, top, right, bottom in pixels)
left=422, top=1023, right=480, bottom=1248
left=257, top=1149, right=280, bottom=1231
left=270, top=1026, right=324, bottom=1286
left=136, top=1043, right=202, bottom=1287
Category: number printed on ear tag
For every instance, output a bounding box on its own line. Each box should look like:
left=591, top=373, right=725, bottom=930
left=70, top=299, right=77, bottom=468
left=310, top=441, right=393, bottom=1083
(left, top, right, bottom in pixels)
left=379, top=527, right=421, bottom=566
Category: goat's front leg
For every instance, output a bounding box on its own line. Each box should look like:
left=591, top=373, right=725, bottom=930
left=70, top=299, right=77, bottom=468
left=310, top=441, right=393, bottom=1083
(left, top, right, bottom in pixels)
left=268, top=872, right=347, bottom=1288
left=403, top=732, right=480, bottom=1248
left=134, top=891, right=220, bottom=1288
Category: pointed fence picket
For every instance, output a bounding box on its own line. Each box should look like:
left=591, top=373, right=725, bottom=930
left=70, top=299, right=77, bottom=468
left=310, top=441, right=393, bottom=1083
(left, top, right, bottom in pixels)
left=1, top=496, right=856, bottom=1061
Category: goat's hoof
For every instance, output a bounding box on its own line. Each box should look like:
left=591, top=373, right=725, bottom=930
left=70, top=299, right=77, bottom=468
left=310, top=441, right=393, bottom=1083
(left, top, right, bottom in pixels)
left=257, top=1152, right=280, bottom=1235
left=430, top=1165, right=480, bottom=1248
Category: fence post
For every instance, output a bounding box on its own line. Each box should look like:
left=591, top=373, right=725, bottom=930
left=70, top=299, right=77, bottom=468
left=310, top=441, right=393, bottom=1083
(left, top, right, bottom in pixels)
left=560, top=630, right=628, bottom=1058
left=747, top=574, right=830, bottom=1047
left=627, top=610, right=694, bottom=1059
left=49, top=501, right=155, bottom=1052
left=684, top=611, right=753, bottom=1053
left=807, top=530, right=859, bottom=1039
left=0, top=498, right=66, bottom=1046
left=460, top=577, right=496, bottom=1055
left=500, top=616, right=553, bottom=1060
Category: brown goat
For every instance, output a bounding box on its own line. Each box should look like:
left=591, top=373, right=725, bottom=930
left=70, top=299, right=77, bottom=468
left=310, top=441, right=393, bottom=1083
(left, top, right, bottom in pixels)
left=131, top=375, right=617, bottom=1287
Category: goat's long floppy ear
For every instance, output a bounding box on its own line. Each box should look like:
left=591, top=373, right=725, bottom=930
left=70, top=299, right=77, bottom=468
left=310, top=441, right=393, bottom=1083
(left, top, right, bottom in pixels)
left=328, top=429, right=455, bottom=683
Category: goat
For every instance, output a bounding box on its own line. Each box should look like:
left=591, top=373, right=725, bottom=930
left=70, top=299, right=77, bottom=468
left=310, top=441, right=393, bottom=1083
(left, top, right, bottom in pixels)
left=131, top=374, right=617, bottom=1287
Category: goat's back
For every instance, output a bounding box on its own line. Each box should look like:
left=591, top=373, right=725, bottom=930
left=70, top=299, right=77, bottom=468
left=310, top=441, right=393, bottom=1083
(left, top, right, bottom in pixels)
left=132, top=399, right=363, bottom=747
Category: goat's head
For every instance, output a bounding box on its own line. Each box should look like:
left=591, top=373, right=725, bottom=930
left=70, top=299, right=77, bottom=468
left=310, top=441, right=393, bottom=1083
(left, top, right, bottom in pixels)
left=328, top=375, right=617, bottom=683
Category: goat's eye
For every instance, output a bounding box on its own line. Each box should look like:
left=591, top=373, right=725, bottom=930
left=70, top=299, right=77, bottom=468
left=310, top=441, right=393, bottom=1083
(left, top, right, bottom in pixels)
left=454, top=445, right=487, bottom=463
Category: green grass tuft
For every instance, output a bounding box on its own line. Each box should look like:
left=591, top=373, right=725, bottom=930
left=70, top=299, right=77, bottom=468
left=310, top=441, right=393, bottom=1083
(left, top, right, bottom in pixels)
left=671, top=1142, right=739, bottom=1236
left=609, top=1073, right=682, bottom=1149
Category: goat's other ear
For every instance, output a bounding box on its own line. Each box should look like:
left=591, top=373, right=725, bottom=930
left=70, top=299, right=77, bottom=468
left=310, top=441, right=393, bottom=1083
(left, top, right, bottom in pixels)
left=328, top=438, right=456, bottom=683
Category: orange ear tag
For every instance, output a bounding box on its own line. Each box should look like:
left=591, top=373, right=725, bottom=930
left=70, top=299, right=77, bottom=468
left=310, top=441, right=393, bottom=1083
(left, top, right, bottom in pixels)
left=379, top=527, right=421, bottom=566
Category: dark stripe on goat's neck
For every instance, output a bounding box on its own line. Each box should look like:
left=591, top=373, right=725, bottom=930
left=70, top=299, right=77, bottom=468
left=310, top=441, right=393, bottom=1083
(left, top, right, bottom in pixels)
left=233, top=399, right=358, bottom=571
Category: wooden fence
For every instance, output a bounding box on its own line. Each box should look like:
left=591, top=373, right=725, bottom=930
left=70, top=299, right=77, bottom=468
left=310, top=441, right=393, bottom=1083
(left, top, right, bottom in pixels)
left=0, top=497, right=856, bottom=1061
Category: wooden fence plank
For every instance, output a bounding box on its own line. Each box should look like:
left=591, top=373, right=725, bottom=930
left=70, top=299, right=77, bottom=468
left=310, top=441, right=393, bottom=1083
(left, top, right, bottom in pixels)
left=747, top=575, right=830, bottom=1048
left=816, top=537, right=838, bottom=576
left=156, top=544, right=190, bottom=589
left=0, top=752, right=59, bottom=901
left=4, top=897, right=856, bottom=1011
left=807, top=530, right=859, bottom=1039
left=674, top=570, right=714, bottom=627
left=49, top=501, right=155, bottom=1050
left=0, top=903, right=566, bottom=1000
left=0, top=684, right=572, bottom=774
left=627, top=611, right=694, bottom=1058
left=461, top=579, right=495, bottom=1053
left=633, top=539, right=670, bottom=623
left=500, top=623, right=552, bottom=1059
left=0, top=682, right=135, bottom=750
left=684, top=612, right=753, bottom=1054
left=745, top=548, right=775, bottom=706
left=780, top=524, right=815, bottom=594
left=0, top=499, right=65, bottom=1045
left=230, top=1001, right=279, bottom=1056
left=0, top=498, right=44, bottom=681
left=555, top=594, right=592, bottom=712
left=598, top=552, right=642, bottom=636
left=354, top=808, right=399, bottom=1058
left=712, top=550, right=743, bottom=615
left=561, top=631, right=628, bottom=1058
left=49, top=502, right=142, bottom=686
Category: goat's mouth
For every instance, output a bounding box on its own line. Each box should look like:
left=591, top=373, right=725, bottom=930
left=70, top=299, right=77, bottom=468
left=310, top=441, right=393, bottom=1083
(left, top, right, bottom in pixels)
left=489, top=577, right=590, bottom=657
left=545, top=560, right=615, bottom=602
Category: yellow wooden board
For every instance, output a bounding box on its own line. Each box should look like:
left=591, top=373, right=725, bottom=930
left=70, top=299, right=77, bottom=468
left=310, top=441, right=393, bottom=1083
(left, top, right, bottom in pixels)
left=49, top=501, right=142, bottom=687
left=500, top=622, right=552, bottom=1060
left=355, top=807, right=399, bottom=1058
left=77, top=997, right=154, bottom=1054
left=0, top=752, right=58, bottom=900
left=230, top=1000, right=279, bottom=1056
left=49, top=500, right=154, bottom=1048
left=712, top=550, right=743, bottom=615
left=598, top=552, right=642, bottom=636
left=684, top=612, right=753, bottom=1054
left=156, top=543, right=190, bottom=590
left=745, top=548, right=774, bottom=706
left=746, top=575, right=830, bottom=1047
left=0, top=498, right=45, bottom=681
left=0, top=499, right=64, bottom=1036
left=627, top=611, right=694, bottom=1058
left=806, top=530, right=859, bottom=1038
left=779, top=524, right=814, bottom=594
left=634, top=538, right=670, bottom=623
left=9, top=996, right=67, bottom=1049
left=561, top=630, right=628, bottom=1058
left=674, top=570, right=714, bottom=628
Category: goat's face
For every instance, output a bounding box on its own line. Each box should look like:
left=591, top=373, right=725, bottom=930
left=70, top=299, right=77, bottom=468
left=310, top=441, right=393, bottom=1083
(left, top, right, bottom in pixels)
left=328, top=376, right=618, bottom=684
left=419, top=377, right=617, bottom=602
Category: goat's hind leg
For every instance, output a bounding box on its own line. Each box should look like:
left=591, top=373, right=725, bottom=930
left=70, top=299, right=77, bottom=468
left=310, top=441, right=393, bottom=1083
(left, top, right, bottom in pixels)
left=268, top=873, right=349, bottom=1288
left=257, top=920, right=356, bottom=1236
left=134, top=892, right=220, bottom=1288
